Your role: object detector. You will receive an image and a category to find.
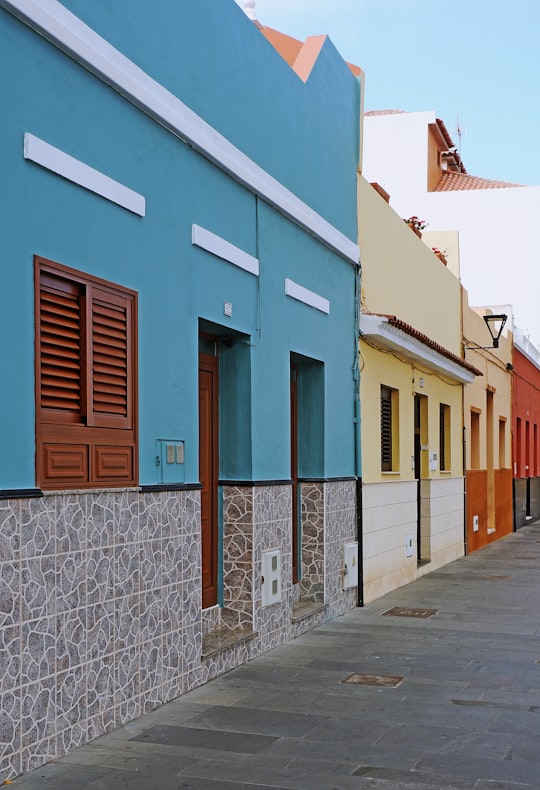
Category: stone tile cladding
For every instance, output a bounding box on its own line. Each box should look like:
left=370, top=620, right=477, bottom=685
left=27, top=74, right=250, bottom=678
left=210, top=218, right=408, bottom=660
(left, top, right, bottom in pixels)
left=323, top=480, right=358, bottom=620
left=0, top=480, right=357, bottom=782
left=299, top=482, right=325, bottom=602
left=201, top=481, right=357, bottom=677
left=0, top=489, right=201, bottom=783
left=222, top=486, right=254, bottom=630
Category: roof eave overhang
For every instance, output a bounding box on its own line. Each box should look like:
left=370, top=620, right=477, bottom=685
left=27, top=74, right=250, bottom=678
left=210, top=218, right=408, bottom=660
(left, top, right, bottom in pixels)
left=360, top=314, right=476, bottom=384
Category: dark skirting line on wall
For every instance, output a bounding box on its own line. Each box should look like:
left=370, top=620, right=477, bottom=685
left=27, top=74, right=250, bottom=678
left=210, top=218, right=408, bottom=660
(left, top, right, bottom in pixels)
left=0, top=488, right=43, bottom=499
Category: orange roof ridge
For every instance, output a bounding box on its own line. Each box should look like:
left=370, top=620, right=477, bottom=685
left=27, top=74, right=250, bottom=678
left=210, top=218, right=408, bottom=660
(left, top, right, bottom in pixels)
left=433, top=171, right=524, bottom=192
left=260, top=26, right=303, bottom=67
left=292, top=35, right=327, bottom=82
left=260, top=26, right=362, bottom=80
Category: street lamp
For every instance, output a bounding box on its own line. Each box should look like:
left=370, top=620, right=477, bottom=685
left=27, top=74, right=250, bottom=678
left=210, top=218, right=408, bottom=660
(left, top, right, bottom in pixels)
left=464, top=313, right=508, bottom=354
left=482, top=314, right=507, bottom=348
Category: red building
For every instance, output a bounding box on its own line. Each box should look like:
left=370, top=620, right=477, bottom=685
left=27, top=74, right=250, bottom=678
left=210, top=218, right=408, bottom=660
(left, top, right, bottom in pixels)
left=513, top=332, right=540, bottom=527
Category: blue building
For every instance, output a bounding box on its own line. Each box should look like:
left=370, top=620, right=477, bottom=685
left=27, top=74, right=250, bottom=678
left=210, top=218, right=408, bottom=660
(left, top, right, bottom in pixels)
left=0, top=0, right=360, bottom=778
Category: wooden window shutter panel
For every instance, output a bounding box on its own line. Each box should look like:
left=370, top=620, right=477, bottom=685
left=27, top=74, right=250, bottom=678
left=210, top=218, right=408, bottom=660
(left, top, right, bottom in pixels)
left=38, top=272, right=85, bottom=424
left=381, top=386, right=392, bottom=472
left=86, top=285, right=133, bottom=430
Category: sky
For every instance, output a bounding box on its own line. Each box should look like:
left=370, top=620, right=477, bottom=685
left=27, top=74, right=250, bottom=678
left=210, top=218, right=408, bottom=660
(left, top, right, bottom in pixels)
left=236, top=0, right=540, bottom=187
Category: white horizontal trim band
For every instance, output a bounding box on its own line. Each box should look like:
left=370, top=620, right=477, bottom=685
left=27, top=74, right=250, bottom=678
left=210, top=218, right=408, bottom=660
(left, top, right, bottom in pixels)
left=4, top=0, right=359, bottom=264
left=23, top=133, right=146, bottom=216
left=360, top=314, right=475, bottom=384
left=514, top=333, right=540, bottom=370
left=192, top=225, right=259, bottom=276
left=285, top=278, right=329, bottom=314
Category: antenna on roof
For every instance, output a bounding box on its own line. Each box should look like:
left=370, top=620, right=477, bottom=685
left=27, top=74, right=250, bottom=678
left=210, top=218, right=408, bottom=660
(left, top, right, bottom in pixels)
left=454, top=115, right=466, bottom=154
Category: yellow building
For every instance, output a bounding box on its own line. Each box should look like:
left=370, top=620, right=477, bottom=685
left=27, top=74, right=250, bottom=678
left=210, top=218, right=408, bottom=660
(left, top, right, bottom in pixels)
left=358, top=177, right=481, bottom=602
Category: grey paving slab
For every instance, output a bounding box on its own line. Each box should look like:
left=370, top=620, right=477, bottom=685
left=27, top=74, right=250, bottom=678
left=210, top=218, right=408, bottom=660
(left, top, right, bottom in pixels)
left=132, top=723, right=278, bottom=753
left=178, top=705, right=327, bottom=738
left=11, top=522, right=540, bottom=790
left=5, top=763, right=118, bottom=790
left=352, top=764, right=476, bottom=789
left=473, top=782, right=537, bottom=789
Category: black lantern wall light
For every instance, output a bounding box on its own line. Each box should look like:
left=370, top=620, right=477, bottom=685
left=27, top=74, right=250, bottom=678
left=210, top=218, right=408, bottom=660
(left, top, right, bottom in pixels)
left=464, top=313, right=507, bottom=354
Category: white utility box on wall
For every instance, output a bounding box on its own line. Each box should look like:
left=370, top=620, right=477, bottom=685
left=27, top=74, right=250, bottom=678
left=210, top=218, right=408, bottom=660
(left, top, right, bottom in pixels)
left=342, top=542, right=359, bottom=589
left=261, top=548, right=282, bottom=606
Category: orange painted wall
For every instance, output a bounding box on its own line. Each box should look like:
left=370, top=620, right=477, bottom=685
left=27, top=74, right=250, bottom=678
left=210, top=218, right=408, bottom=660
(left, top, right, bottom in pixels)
left=466, top=468, right=512, bottom=552
left=494, top=468, right=513, bottom=539
left=466, top=470, right=487, bottom=553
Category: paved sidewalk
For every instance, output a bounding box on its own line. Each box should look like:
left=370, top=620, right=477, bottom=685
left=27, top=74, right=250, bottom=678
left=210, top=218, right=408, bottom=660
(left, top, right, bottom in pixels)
left=11, top=522, right=540, bottom=789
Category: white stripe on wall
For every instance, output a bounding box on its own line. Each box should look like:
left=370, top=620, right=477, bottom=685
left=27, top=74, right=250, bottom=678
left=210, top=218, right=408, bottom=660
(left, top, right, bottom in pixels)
left=23, top=133, right=146, bottom=216
left=285, top=278, right=330, bottom=314
left=4, top=0, right=358, bottom=264
left=192, top=225, right=259, bottom=276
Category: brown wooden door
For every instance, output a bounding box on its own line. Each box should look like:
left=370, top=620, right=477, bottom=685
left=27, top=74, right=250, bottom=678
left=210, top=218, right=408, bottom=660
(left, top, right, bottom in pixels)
left=199, top=353, right=218, bottom=608
left=290, top=364, right=299, bottom=583
left=414, top=394, right=422, bottom=562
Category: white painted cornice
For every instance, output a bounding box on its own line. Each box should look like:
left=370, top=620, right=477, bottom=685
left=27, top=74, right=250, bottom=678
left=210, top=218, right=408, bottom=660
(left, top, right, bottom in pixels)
left=192, top=225, right=259, bottom=276
left=514, top=330, right=540, bottom=370
left=24, top=133, right=146, bottom=215
left=1, top=0, right=359, bottom=265
left=284, top=278, right=329, bottom=314
left=360, top=313, right=476, bottom=384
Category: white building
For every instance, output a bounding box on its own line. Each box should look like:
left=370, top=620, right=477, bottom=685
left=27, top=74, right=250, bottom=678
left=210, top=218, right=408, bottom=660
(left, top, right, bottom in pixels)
left=362, top=110, right=540, bottom=349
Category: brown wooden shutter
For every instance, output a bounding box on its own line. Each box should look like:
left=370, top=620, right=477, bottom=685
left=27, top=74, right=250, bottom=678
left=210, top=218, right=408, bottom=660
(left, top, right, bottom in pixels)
left=39, top=272, right=84, bottom=424
left=439, top=404, right=447, bottom=471
left=87, top=286, right=133, bottom=430
left=381, top=385, right=392, bottom=472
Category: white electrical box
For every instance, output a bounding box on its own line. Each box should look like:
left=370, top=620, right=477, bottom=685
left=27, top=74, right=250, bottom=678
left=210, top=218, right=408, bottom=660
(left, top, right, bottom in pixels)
left=342, top=542, right=358, bottom=590
left=473, top=515, right=479, bottom=532
left=157, top=439, right=185, bottom=484
left=261, top=548, right=281, bottom=607
left=406, top=534, right=414, bottom=558
left=429, top=451, right=438, bottom=471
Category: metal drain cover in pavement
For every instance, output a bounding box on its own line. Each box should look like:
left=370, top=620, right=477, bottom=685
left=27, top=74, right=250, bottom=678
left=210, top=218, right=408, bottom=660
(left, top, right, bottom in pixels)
left=382, top=606, right=437, bottom=618
left=484, top=575, right=513, bottom=581
left=341, top=673, right=403, bottom=687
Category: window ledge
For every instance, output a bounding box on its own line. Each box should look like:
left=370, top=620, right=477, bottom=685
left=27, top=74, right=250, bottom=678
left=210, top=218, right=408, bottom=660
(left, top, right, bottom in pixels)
left=292, top=600, right=327, bottom=623
left=381, top=471, right=401, bottom=476
left=201, top=626, right=258, bottom=659
left=41, top=486, right=140, bottom=496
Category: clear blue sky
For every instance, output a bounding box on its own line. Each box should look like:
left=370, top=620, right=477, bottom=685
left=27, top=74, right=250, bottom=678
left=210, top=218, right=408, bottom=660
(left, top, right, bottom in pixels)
left=237, top=0, right=540, bottom=186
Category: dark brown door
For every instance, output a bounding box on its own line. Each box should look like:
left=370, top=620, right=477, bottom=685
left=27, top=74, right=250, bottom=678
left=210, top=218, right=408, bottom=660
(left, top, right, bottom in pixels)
left=414, top=393, right=421, bottom=562
left=199, top=353, right=218, bottom=608
left=290, top=364, right=299, bottom=583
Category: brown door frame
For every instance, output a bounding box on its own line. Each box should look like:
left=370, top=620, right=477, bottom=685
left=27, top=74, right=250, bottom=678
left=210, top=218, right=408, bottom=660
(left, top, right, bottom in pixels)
left=199, top=348, right=219, bottom=609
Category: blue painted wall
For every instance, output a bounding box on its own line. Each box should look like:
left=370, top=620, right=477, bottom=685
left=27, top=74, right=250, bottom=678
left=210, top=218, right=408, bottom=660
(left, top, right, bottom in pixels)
left=0, top=0, right=360, bottom=489
left=60, top=0, right=360, bottom=239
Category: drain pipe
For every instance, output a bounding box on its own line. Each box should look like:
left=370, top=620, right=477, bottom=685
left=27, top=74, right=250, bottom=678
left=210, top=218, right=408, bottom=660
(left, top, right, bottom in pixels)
left=353, top=263, right=364, bottom=606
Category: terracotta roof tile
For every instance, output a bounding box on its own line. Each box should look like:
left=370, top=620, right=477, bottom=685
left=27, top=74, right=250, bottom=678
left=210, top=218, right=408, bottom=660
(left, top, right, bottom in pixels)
left=363, top=311, right=482, bottom=376
left=433, top=171, right=523, bottom=192
left=260, top=26, right=363, bottom=79
left=435, top=117, right=455, bottom=150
